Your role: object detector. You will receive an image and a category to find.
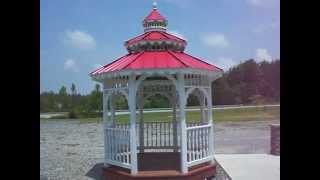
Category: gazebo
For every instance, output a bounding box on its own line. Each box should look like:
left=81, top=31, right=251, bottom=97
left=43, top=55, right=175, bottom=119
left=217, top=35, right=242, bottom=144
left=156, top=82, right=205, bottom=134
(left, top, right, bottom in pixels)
left=90, top=2, right=223, bottom=179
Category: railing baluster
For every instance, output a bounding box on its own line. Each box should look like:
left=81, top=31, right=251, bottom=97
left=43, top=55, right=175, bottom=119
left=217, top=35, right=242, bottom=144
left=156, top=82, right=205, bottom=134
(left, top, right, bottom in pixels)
left=204, top=127, right=207, bottom=157
left=116, top=129, right=119, bottom=161
left=110, top=129, right=113, bottom=161
left=195, top=129, right=198, bottom=160
left=191, top=129, right=194, bottom=161
left=111, top=129, right=114, bottom=160
left=145, top=123, right=148, bottom=147
left=117, top=129, right=119, bottom=160
left=157, top=122, right=158, bottom=147
left=198, top=128, right=201, bottom=159
left=121, top=129, right=124, bottom=163
left=206, top=128, right=210, bottom=156
left=160, top=122, right=162, bottom=147
left=126, top=130, right=129, bottom=163
left=119, top=129, right=121, bottom=162
left=106, top=130, right=109, bottom=160
left=187, top=130, right=190, bottom=162
left=157, top=122, right=159, bottom=147
left=164, top=123, right=167, bottom=147
left=201, top=128, right=204, bottom=159
left=162, top=122, right=164, bottom=147
left=168, top=122, right=171, bottom=146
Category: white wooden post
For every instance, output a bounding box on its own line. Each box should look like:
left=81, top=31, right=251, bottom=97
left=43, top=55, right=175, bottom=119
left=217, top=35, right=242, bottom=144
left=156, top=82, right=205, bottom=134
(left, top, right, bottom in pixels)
left=103, top=86, right=110, bottom=167
left=128, top=74, right=138, bottom=174
left=178, top=73, right=188, bottom=173
left=200, top=94, right=205, bottom=125
left=207, top=83, right=215, bottom=164
left=172, top=99, right=178, bottom=152
left=110, top=95, right=116, bottom=127
left=139, top=96, right=144, bottom=153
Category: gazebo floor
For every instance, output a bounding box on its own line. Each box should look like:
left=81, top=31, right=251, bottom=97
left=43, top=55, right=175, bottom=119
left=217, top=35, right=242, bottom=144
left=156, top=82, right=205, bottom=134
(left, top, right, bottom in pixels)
left=103, top=152, right=216, bottom=180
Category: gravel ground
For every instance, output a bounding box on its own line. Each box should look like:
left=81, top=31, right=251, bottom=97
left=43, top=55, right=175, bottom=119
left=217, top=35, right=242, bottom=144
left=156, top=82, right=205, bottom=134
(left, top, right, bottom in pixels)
left=40, top=119, right=279, bottom=180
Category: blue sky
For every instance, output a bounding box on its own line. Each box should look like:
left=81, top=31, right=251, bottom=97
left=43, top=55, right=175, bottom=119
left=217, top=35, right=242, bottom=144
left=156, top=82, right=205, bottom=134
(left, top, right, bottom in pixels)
left=40, top=0, right=279, bottom=94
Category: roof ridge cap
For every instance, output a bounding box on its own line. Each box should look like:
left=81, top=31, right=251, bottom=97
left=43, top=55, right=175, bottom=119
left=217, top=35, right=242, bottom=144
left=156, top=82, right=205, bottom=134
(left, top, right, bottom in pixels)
left=167, top=51, right=189, bottom=68
left=90, top=54, right=131, bottom=75
left=183, top=52, right=224, bottom=71
left=164, top=31, right=187, bottom=42
left=122, top=51, right=145, bottom=69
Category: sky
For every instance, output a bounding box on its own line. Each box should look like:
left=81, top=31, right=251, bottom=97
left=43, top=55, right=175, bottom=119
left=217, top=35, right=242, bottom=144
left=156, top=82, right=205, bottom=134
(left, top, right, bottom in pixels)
left=40, top=0, right=280, bottom=94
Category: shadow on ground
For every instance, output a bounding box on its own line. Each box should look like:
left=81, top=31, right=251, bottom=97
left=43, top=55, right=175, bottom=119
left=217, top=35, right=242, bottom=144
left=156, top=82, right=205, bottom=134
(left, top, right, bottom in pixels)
left=85, top=163, right=104, bottom=180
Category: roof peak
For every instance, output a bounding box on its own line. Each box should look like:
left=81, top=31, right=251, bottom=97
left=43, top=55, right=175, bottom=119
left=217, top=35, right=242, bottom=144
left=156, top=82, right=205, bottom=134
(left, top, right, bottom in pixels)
left=153, top=0, right=157, bottom=10
left=144, top=6, right=166, bottom=21
left=143, top=3, right=167, bottom=32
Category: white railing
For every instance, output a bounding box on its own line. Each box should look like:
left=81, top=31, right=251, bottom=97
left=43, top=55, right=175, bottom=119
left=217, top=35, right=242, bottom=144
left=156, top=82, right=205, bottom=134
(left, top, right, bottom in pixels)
left=114, top=122, right=179, bottom=151
left=105, top=122, right=212, bottom=169
left=186, top=124, right=212, bottom=167
left=140, top=122, right=179, bottom=151
left=113, top=122, right=205, bottom=152
left=105, top=127, right=131, bottom=169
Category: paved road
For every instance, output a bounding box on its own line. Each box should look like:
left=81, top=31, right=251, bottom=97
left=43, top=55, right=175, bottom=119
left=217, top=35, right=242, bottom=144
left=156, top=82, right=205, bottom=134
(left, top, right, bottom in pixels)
left=40, top=104, right=280, bottom=118
left=215, top=154, right=280, bottom=180
left=40, top=119, right=279, bottom=179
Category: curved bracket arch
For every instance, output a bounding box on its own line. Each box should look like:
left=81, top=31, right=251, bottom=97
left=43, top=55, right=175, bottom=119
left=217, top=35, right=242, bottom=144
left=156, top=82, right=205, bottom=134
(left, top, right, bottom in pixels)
left=185, top=87, right=210, bottom=106
left=135, top=72, right=178, bottom=93
left=104, top=89, right=129, bottom=105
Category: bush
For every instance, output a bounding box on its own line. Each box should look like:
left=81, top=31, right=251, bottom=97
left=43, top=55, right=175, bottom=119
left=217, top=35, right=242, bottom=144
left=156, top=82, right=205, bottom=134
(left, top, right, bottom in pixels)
left=68, top=110, right=78, bottom=119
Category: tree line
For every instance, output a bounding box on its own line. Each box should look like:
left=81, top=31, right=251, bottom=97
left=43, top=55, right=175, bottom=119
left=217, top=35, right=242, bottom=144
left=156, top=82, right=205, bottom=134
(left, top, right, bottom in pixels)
left=213, top=59, right=280, bottom=105
left=40, top=59, right=280, bottom=117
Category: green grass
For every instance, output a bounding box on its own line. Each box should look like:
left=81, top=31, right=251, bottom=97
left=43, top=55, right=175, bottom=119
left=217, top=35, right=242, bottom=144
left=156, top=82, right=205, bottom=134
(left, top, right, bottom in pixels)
left=88, top=106, right=279, bottom=124
left=42, top=106, right=280, bottom=124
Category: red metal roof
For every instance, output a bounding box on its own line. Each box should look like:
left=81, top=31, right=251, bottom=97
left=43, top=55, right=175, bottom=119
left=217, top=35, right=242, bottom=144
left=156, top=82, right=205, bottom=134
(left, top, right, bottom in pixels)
left=144, top=9, right=166, bottom=22
left=91, top=51, right=222, bottom=75
left=125, top=31, right=186, bottom=46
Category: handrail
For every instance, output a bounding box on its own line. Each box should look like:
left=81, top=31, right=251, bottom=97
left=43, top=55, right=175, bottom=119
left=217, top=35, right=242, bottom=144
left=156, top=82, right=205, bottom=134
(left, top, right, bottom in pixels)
left=186, top=124, right=211, bottom=130
left=105, top=127, right=130, bottom=131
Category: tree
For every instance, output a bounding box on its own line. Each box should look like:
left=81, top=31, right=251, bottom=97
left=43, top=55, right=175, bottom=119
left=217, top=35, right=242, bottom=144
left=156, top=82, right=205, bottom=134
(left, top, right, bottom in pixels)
left=86, top=84, right=103, bottom=113
left=59, top=86, right=67, bottom=96
left=95, top=84, right=100, bottom=92
left=213, top=75, right=236, bottom=105
left=69, top=83, right=77, bottom=117
left=40, top=59, right=280, bottom=115
left=58, top=85, right=69, bottom=111
left=71, top=83, right=77, bottom=96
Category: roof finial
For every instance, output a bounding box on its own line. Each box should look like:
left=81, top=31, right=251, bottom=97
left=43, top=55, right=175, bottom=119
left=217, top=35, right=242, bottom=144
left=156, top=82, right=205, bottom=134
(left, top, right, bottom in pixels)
left=153, top=0, right=157, bottom=10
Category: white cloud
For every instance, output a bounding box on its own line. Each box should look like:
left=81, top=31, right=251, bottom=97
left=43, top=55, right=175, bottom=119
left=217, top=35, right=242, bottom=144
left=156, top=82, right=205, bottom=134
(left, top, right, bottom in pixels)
left=65, top=29, right=96, bottom=50
left=201, top=33, right=229, bottom=48
left=256, top=48, right=272, bottom=62
left=213, top=57, right=237, bottom=71
left=168, top=30, right=187, bottom=40
left=64, top=59, right=79, bottom=72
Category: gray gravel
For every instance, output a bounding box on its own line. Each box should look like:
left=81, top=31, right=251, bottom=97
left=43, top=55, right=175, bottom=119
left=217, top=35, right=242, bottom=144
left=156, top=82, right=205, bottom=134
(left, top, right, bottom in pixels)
left=40, top=120, right=104, bottom=180
left=40, top=119, right=279, bottom=180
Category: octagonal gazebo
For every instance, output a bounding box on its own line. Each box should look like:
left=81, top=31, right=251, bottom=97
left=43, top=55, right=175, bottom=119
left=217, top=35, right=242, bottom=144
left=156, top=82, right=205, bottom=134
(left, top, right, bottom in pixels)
left=90, top=2, right=223, bottom=179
